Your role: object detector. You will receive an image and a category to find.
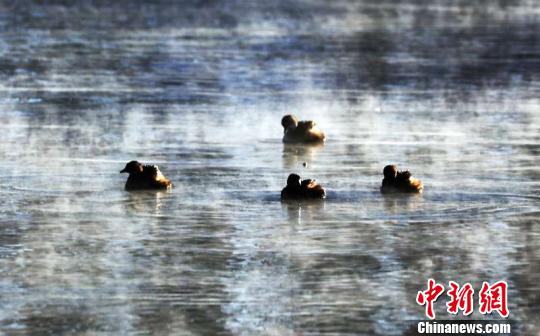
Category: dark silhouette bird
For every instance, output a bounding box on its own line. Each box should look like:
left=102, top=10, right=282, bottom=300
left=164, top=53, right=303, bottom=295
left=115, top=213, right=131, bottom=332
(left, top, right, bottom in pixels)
left=380, top=164, right=423, bottom=193
left=120, top=160, right=172, bottom=191
left=281, top=173, right=326, bottom=200
left=281, top=114, right=325, bottom=143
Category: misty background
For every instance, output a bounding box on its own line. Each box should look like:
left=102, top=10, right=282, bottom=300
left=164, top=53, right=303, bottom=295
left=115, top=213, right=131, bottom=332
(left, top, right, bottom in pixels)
left=0, top=1, right=539, bottom=335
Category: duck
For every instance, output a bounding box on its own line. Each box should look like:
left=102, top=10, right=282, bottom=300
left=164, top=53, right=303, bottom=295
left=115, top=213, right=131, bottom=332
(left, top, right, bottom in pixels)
left=281, top=173, right=326, bottom=200
left=281, top=114, right=325, bottom=143
left=120, top=160, right=172, bottom=191
left=380, top=164, right=423, bottom=193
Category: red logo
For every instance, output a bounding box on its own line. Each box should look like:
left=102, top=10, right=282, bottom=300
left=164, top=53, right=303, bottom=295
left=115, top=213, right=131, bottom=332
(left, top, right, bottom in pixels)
left=416, top=279, right=445, bottom=319
left=479, top=281, right=509, bottom=318
left=446, top=281, right=474, bottom=315
left=416, top=279, right=509, bottom=319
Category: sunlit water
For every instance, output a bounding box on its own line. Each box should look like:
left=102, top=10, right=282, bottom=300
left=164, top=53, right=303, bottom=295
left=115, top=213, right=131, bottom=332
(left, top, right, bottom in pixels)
left=0, top=1, right=539, bottom=335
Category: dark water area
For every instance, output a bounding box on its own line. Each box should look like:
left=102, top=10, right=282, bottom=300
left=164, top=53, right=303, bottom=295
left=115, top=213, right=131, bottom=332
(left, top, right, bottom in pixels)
left=0, top=1, right=539, bottom=335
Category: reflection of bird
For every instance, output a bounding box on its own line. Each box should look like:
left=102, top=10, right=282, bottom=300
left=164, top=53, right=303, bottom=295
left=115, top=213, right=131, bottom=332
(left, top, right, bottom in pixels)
left=120, top=160, right=172, bottom=191
left=126, top=190, right=169, bottom=212
left=281, top=114, right=325, bottom=143
left=281, top=142, right=323, bottom=170
left=380, top=165, right=423, bottom=193
left=281, top=173, right=326, bottom=200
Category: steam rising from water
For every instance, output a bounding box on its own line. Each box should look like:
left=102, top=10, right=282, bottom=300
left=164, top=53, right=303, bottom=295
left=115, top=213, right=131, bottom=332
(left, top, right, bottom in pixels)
left=0, top=0, right=539, bottom=335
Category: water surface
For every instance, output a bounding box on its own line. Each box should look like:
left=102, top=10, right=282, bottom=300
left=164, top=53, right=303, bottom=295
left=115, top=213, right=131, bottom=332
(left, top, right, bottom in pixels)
left=0, top=1, right=539, bottom=335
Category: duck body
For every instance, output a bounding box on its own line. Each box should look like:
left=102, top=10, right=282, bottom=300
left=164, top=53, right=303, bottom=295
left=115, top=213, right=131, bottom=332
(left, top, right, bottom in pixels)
left=380, top=165, right=423, bottom=194
left=282, top=115, right=325, bottom=144
left=281, top=173, right=326, bottom=200
left=120, top=161, right=172, bottom=191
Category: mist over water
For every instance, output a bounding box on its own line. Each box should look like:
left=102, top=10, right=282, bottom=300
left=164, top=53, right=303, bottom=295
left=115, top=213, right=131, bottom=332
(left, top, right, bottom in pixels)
left=0, top=1, right=539, bottom=335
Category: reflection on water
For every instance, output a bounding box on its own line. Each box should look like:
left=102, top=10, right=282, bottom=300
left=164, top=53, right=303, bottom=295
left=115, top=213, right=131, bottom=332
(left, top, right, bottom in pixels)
left=282, top=143, right=324, bottom=171
left=0, top=0, right=539, bottom=335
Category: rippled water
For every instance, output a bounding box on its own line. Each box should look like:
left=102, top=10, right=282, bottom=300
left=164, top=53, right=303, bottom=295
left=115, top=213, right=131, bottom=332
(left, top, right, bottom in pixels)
left=1, top=1, right=539, bottom=335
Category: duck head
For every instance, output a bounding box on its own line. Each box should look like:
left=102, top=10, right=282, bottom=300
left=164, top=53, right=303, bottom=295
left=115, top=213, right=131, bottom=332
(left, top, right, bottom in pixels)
left=120, top=160, right=144, bottom=174
left=281, top=114, right=299, bottom=130
left=383, top=165, right=398, bottom=180
left=286, top=173, right=301, bottom=187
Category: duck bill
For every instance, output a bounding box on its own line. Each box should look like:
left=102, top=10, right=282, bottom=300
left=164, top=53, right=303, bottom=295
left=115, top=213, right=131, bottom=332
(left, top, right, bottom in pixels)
left=120, top=168, right=127, bottom=173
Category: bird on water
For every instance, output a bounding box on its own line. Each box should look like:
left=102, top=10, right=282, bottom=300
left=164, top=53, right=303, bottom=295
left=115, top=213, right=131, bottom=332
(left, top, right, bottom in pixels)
left=281, top=173, right=326, bottom=200
left=380, top=164, right=423, bottom=194
left=120, top=160, right=172, bottom=191
left=281, top=114, right=326, bottom=144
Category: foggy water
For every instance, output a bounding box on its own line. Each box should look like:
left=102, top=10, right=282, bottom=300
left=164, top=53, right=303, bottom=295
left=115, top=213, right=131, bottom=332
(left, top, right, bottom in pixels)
left=1, top=1, right=539, bottom=335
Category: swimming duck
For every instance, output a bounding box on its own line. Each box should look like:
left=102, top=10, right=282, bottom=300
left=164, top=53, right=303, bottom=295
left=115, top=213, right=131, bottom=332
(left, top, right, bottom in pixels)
left=281, top=173, right=326, bottom=200
left=281, top=114, right=326, bottom=143
left=120, top=160, right=172, bottom=191
left=380, top=164, right=423, bottom=193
